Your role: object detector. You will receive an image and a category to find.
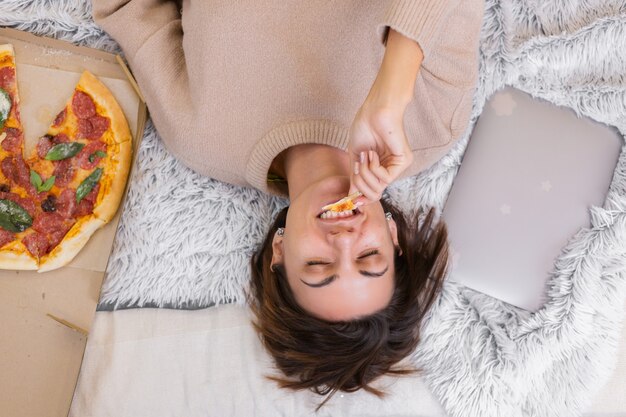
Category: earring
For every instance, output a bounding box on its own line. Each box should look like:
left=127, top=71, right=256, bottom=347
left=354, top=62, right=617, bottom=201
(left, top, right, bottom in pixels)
left=385, top=212, right=392, bottom=221
left=277, top=227, right=285, bottom=236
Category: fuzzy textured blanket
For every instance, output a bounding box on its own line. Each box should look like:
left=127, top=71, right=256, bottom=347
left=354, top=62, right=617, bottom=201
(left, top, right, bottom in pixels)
left=1, top=1, right=625, bottom=416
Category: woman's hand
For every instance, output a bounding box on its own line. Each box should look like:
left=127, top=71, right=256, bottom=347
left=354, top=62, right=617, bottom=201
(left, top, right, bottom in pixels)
left=348, top=29, right=424, bottom=204
left=348, top=103, right=413, bottom=203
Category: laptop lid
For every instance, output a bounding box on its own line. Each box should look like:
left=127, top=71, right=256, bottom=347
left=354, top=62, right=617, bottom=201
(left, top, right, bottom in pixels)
left=442, top=87, right=623, bottom=311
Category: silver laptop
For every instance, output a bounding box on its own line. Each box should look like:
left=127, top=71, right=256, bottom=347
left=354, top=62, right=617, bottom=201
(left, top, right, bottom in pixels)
left=442, top=87, right=623, bottom=311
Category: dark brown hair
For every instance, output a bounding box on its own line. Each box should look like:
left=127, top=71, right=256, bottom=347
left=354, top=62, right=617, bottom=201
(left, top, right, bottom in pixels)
left=248, top=200, right=449, bottom=409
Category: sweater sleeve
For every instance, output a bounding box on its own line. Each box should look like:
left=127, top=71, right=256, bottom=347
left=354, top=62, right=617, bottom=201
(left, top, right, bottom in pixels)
left=91, top=0, right=192, bottom=160
left=377, top=0, right=461, bottom=57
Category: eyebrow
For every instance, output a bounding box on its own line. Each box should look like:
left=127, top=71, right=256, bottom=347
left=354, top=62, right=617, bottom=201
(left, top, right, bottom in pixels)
left=300, top=266, right=389, bottom=288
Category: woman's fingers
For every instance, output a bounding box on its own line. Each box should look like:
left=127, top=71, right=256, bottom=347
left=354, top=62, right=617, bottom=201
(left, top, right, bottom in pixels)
left=351, top=151, right=389, bottom=202
left=366, top=151, right=394, bottom=185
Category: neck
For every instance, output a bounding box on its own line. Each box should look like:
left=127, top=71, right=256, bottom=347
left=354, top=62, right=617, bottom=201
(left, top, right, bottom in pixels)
left=284, top=144, right=350, bottom=200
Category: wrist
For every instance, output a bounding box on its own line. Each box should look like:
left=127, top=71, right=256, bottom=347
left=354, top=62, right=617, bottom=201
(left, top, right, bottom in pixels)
left=369, top=29, right=424, bottom=108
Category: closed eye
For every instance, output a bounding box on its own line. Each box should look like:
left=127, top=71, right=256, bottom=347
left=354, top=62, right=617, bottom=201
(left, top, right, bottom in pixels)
left=306, top=260, right=331, bottom=266
left=306, top=249, right=379, bottom=266
left=358, top=249, right=379, bottom=259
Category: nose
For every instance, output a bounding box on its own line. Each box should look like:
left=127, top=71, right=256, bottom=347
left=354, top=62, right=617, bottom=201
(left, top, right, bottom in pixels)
left=327, top=226, right=357, bottom=246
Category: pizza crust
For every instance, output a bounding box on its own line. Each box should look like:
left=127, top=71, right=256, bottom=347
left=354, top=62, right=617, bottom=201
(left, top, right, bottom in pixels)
left=0, top=44, right=15, bottom=57
left=94, top=139, right=132, bottom=222
left=37, top=216, right=106, bottom=273
left=0, top=249, right=38, bottom=270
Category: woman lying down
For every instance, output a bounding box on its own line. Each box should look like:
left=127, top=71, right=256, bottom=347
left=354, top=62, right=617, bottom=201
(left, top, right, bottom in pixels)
left=93, top=0, right=483, bottom=409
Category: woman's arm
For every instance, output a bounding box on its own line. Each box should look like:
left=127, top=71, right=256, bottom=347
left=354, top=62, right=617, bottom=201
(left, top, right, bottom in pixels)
left=347, top=29, right=423, bottom=203
left=92, top=0, right=192, bottom=158
left=369, top=28, right=424, bottom=109
left=379, top=0, right=461, bottom=57
left=92, top=0, right=182, bottom=64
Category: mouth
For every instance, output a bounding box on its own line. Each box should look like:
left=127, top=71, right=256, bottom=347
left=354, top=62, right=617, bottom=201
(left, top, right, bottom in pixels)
left=317, top=206, right=362, bottom=219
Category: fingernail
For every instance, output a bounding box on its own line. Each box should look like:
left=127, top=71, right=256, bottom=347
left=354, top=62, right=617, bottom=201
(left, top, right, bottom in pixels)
left=360, top=152, right=365, bottom=163
left=354, top=161, right=360, bottom=175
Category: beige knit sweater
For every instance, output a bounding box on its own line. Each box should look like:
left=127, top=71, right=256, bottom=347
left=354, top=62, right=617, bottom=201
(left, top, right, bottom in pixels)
left=92, top=0, right=483, bottom=195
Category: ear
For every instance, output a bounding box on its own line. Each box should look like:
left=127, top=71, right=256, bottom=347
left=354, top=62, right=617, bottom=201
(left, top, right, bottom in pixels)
left=271, top=232, right=284, bottom=268
left=387, top=218, right=400, bottom=250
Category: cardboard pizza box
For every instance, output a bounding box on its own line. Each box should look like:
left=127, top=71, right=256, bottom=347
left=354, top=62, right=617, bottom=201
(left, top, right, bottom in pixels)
left=0, top=28, right=146, bottom=417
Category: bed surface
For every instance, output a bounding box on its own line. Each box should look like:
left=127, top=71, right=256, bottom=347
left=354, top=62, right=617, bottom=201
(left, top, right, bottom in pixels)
left=70, top=302, right=626, bottom=416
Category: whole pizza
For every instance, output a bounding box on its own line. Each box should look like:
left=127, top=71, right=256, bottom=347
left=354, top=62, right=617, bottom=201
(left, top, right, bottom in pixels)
left=0, top=44, right=132, bottom=272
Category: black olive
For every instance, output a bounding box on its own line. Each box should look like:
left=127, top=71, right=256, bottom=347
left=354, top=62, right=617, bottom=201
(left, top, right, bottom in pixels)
left=41, top=195, right=57, bottom=212
left=0, top=184, right=9, bottom=193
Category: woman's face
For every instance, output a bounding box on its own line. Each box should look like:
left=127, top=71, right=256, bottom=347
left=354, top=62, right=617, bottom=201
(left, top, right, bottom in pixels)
left=271, top=176, right=398, bottom=321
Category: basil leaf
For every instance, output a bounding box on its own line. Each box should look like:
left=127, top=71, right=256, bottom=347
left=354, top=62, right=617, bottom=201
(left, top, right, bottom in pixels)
left=76, top=167, right=103, bottom=203
left=30, top=169, right=43, bottom=188
left=88, top=150, right=107, bottom=163
left=0, top=199, right=33, bottom=232
left=45, top=142, right=85, bottom=161
left=30, top=170, right=56, bottom=193
left=0, top=216, right=18, bottom=233
left=40, top=176, right=56, bottom=192
left=0, top=88, right=11, bottom=130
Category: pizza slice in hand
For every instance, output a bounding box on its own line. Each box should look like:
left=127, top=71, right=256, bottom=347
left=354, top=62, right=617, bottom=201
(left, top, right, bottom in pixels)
left=0, top=44, right=132, bottom=272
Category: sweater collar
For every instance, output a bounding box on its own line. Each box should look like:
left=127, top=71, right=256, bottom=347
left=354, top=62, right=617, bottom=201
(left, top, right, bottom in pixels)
left=245, top=119, right=350, bottom=196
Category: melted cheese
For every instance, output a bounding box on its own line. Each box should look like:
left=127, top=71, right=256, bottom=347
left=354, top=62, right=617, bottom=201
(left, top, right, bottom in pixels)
left=329, top=200, right=356, bottom=213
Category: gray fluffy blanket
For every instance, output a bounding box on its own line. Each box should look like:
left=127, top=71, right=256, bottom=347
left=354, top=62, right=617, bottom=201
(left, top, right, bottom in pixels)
left=1, top=1, right=625, bottom=416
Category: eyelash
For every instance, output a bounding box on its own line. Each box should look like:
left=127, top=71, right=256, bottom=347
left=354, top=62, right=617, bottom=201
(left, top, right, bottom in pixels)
left=306, top=249, right=379, bottom=266
left=360, top=249, right=379, bottom=258
left=306, top=260, right=329, bottom=266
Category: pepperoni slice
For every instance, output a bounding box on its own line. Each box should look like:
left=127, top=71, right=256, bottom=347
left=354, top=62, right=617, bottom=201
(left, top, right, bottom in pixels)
left=0, top=66, right=15, bottom=91
left=0, top=157, right=16, bottom=182
left=36, top=135, right=54, bottom=159
left=52, top=108, right=67, bottom=127
left=56, top=188, right=76, bottom=219
left=78, top=115, right=110, bottom=140
left=16, top=196, right=37, bottom=217
left=52, top=133, right=70, bottom=144
left=13, top=155, right=31, bottom=189
left=22, top=232, right=50, bottom=258
left=76, top=141, right=107, bottom=170
left=32, top=212, right=70, bottom=236
left=74, top=199, right=94, bottom=217
left=1, top=127, right=23, bottom=153
left=1, top=156, right=39, bottom=197
left=88, top=116, right=110, bottom=139
left=0, top=229, right=14, bottom=247
left=49, top=229, right=68, bottom=248
left=72, top=91, right=96, bottom=119
left=0, top=154, right=32, bottom=189
left=53, top=159, right=75, bottom=187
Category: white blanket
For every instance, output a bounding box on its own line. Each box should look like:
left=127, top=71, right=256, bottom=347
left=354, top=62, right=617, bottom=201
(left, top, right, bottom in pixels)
left=69, top=306, right=448, bottom=417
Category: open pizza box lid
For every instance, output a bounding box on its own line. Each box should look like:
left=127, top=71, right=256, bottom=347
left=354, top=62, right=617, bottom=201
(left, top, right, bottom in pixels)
left=0, top=28, right=147, bottom=417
